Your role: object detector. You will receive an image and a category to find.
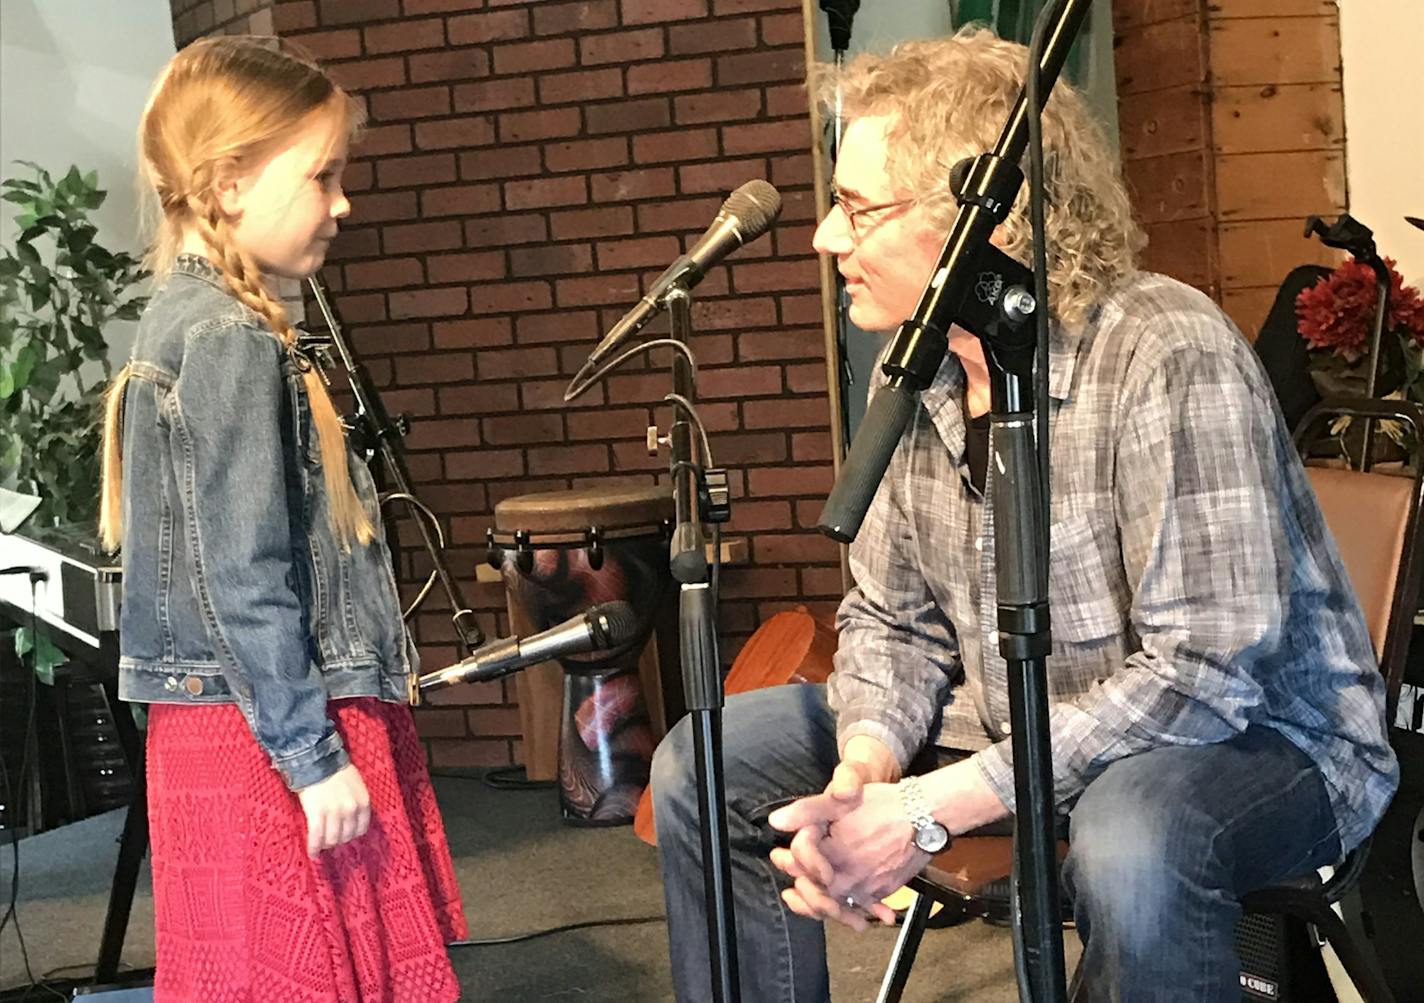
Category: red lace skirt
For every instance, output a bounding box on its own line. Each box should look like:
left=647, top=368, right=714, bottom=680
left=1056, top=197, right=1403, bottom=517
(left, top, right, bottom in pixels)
left=146, top=697, right=468, bottom=1003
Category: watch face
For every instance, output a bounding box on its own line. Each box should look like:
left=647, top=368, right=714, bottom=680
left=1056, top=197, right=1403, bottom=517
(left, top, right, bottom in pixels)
left=914, top=822, right=950, bottom=854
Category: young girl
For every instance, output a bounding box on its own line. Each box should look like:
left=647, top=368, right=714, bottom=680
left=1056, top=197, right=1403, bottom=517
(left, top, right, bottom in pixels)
left=99, top=36, right=466, bottom=1002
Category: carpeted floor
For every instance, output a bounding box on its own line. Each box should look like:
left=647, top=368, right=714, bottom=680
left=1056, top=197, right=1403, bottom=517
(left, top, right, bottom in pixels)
left=1, top=770, right=1076, bottom=1001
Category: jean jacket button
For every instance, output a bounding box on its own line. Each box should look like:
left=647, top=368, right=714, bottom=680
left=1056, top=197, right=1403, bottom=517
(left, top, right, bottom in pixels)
left=164, top=675, right=179, bottom=692
left=184, top=676, right=204, bottom=696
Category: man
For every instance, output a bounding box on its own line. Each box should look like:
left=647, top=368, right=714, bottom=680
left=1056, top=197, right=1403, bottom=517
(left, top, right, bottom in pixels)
left=651, top=28, right=1397, bottom=1003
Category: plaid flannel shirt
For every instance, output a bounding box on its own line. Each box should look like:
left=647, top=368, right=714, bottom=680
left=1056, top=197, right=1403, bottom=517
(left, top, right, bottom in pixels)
left=828, top=272, right=1397, bottom=852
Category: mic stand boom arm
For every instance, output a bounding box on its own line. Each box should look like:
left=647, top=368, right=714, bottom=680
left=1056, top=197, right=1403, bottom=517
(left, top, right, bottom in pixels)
left=304, top=277, right=486, bottom=681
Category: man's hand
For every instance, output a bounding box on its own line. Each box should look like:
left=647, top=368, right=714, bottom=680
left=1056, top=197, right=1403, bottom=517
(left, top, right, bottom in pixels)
left=297, top=763, right=371, bottom=857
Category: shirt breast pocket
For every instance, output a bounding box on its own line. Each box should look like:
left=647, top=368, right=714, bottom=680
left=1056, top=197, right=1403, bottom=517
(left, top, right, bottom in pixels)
left=1048, top=511, right=1127, bottom=644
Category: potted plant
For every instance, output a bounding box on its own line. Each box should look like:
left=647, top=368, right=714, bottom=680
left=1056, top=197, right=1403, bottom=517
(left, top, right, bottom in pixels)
left=1, top=162, right=149, bottom=678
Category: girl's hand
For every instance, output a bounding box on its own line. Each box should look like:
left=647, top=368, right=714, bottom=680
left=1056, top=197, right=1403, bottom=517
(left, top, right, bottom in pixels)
left=296, top=763, right=371, bottom=856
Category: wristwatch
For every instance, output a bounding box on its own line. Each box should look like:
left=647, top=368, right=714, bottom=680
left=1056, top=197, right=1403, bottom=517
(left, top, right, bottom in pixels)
left=899, top=776, right=950, bottom=853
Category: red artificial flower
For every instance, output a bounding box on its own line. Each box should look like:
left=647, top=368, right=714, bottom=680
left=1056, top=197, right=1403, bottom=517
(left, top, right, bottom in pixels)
left=1296, top=257, right=1424, bottom=362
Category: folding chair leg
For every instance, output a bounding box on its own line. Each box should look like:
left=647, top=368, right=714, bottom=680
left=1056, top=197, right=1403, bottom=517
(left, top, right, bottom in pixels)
left=876, top=890, right=935, bottom=1003
left=1311, top=892, right=1397, bottom=1003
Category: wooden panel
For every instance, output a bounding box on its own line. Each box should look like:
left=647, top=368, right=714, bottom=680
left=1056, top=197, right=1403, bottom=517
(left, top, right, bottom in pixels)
left=1219, top=217, right=1343, bottom=289
left=1209, top=16, right=1340, bottom=86
left=1116, top=17, right=1205, bottom=95
left=1123, top=150, right=1212, bottom=225
left=1118, top=85, right=1208, bottom=160
left=1143, top=217, right=1216, bottom=290
left=1206, top=0, right=1335, bottom=18
left=1221, top=285, right=1280, bottom=341
left=1114, top=0, right=1199, bottom=33
left=1215, top=150, right=1345, bottom=221
left=1212, top=83, right=1344, bottom=154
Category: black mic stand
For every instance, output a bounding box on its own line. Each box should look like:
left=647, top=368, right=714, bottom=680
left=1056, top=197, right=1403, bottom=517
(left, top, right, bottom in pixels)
left=817, top=2, right=1095, bottom=999
left=663, top=286, right=741, bottom=1003
left=303, top=278, right=485, bottom=683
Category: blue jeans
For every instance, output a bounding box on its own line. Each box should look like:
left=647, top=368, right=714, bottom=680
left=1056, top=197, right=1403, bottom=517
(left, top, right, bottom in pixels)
left=651, top=685, right=1343, bottom=1002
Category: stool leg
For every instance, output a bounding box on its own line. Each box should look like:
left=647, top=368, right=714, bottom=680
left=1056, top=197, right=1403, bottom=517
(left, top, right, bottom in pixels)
left=876, top=890, right=935, bottom=1003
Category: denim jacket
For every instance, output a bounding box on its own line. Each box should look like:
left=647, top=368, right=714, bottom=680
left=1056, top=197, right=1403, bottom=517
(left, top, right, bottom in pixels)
left=116, top=255, right=417, bottom=790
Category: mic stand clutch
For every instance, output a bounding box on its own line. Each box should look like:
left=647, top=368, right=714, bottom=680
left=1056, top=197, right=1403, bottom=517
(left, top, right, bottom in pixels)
left=664, top=286, right=741, bottom=1003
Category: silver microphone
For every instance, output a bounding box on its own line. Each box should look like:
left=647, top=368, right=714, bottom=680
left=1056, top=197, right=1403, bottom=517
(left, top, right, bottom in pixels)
left=417, top=600, right=639, bottom=693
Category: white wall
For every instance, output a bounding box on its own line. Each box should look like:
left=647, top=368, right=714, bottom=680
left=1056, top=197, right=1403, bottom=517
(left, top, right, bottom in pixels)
left=1339, top=0, right=1424, bottom=286
left=0, top=0, right=177, bottom=367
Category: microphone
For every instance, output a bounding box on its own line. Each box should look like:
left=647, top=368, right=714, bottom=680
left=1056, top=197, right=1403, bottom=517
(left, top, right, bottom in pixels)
left=584, top=179, right=783, bottom=369
left=416, top=600, right=639, bottom=693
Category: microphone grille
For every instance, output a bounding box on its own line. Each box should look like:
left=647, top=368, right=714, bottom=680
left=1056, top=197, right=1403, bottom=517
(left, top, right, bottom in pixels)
left=723, top=179, right=783, bottom=241
left=586, top=600, right=640, bottom=649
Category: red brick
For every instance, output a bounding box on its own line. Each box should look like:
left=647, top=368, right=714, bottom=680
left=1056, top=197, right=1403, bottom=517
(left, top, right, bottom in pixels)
left=622, top=0, right=708, bottom=23
left=579, top=28, right=664, bottom=66
left=527, top=444, right=609, bottom=475
left=692, top=296, right=778, bottom=330
left=633, top=128, right=719, bottom=164
left=688, top=332, right=735, bottom=364
left=288, top=28, right=361, bottom=60
left=538, top=67, right=625, bottom=105
left=748, top=464, right=833, bottom=497
left=550, top=206, right=635, bottom=240
left=427, top=250, right=507, bottom=284
left=403, top=0, right=488, bottom=13
left=438, top=381, right=521, bottom=414
left=342, top=160, right=374, bottom=193
left=716, top=0, right=801, bottom=11
left=345, top=256, right=423, bottom=289
left=388, top=286, right=469, bottom=319
left=510, top=243, right=595, bottom=277
left=433, top=317, right=514, bottom=349
left=420, top=183, right=502, bottom=218
left=505, top=176, right=589, bottom=210
left=484, top=412, right=564, bottom=444
left=447, top=8, right=530, bottom=44
left=429, top=738, right=512, bottom=768
left=786, top=362, right=830, bottom=398
left=352, top=124, right=413, bottom=158
left=595, top=235, right=683, bottom=270
left=698, top=365, right=782, bottom=398
left=610, top=441, right=663, bottom=472
left=465, top=214, right=549, bottom=247
left=739, top=328, right=823, bottom=360
left=409, top=48, right=491, bottom=84
left=327, top=227, right=381, bottom=261
left=459, top=146, right=544, bottom=180
left=413, top=707, right=468, bottom=739
left=584, top=97, right=670, bottom=135
left=545, top=137, right=629, bottom=173
left=316, top=0, right=397, bottom=24
left=718, top=48, right=805, bottom=86
left=772, top=223, right=815, bottom=257
left=370, top=387, right=435, bottom=417
left=743, top=396, right=828, bottom=429
left=333, top=292, right=387, bottom=322
left=791, top=430, right=833, bottom=461
left=453, top=78, right=537, bottom=112
left=395, top=353, right=476, bottom=385
left=778, top=294, right=821, bottom=325
left=779, top=187, right=818, bottom=223
left=668, top=16, right=756, bottom=54
left=713, top=432, right=788, bottom=464
left=634, top=196, right=721, bottom=233
left=414, top=116, right=496, bottom=150
left=719, top=564, right=797, bottom=598
left=723, top=120, right=808, bottom=155
left=516, top=310, right=601, bottom=344
left=348, top=321, right=430, bottom=355
left=732, top=258, right=819, bottom=293
left=674, top=88, right=763, bottom=124
left=446, top=448, right=525, bottom=479
left=368, top=85, right=451, bottom=122
left=467, top=706, right=524, bottom=736
left=753, top=531, right=840, bottom=565
left=563, top=406, right=650, bottom=438
left=272, top=2, right=316, bottom=32
left=330, top=56, right=407, bottom=91
left=590, top=167, right=677, bottom=202
left=348, top=190, right=417, bottom=224
left=678, top=159, right=767, bottom=195
left=383, top=220, right=463, bottom=253
left=764, top=82, right=808, bottom=118
left=555, top=272, right=643, bottom=308
left=498, top=107, right=583, bottom=143
left=759, top=11, right=803, bottom=46
left=364, top=18, right=446, bottom=54
left=628, top=58, right=713, bottom=95
left=470, top=280, right=555, bottom=314
left=534, top=1, right=618, bottom=34
left=799, top=565, right=844, bottom=596
left=492, top=38, right=577, bottom=75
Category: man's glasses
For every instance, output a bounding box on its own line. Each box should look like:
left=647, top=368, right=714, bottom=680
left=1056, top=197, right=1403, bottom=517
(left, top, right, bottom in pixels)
left=828, top=189, right=924, bottom=241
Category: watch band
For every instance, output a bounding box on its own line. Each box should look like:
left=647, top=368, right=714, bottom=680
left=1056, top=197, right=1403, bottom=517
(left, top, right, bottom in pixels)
left=900, top=776, right=937, bottom=829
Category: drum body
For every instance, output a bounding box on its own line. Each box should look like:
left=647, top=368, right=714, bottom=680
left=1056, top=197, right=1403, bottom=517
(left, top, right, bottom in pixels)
left=491, top=485, right=681, bottom=824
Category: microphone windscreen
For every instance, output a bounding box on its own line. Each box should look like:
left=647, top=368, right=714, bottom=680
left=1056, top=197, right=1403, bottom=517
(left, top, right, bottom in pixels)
left=588, top=599, right=640, bottom=648
left=723, top=179, right=782, bottom=241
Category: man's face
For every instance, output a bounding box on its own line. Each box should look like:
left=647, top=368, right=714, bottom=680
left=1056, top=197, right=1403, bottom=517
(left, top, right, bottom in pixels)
left=812, top=115, right=947, bottom=335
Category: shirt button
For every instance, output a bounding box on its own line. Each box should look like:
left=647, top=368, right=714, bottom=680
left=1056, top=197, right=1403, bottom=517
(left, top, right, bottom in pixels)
left=164, top=675, right=179, bottom=692
left=1000, top=720, right=1012, bottom=736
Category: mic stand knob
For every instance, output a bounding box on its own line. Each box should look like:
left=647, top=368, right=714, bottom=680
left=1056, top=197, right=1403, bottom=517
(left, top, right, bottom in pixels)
left=646, top=424, right=671, bottom=456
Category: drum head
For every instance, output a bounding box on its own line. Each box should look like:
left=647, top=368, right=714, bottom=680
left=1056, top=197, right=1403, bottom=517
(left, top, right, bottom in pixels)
left=493, top=484, right=673, bottom=536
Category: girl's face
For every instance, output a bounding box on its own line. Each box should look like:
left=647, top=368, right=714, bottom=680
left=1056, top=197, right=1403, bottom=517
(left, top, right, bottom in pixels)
left=219, top=108, right=351, bottom=280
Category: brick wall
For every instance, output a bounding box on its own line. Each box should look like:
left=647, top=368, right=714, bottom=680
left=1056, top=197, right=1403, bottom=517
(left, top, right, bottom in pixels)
left=168, top=0, right=841, bottom=768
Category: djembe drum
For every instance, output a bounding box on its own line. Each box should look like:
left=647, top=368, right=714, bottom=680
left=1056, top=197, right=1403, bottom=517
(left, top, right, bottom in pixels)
left=488, top=485, right=682, bottom=824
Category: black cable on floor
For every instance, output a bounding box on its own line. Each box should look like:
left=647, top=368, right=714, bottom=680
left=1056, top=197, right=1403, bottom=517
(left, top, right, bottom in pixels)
left=449, top=913, right=665, bottom=948
left=429, top=766, right=555, bottom=791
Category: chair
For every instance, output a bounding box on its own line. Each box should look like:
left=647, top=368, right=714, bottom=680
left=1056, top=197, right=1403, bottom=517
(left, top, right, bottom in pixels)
left=876, top=396, right=1424, bottom=1003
